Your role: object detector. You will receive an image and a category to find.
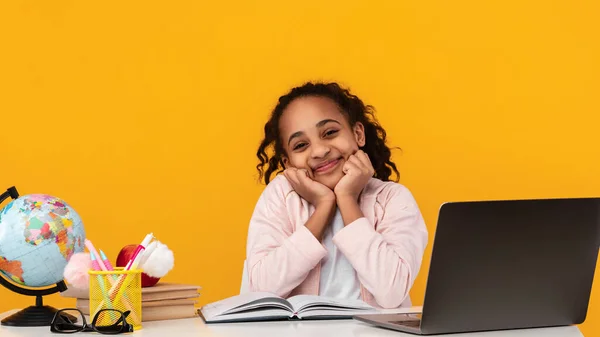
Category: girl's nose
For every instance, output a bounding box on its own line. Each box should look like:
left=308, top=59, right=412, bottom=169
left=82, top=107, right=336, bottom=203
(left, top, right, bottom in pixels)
left=311, top=142, right=331, bottom=159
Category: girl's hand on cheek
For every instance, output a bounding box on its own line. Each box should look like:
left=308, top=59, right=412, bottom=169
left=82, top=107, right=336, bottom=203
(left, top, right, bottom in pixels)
left=334, top=150, right=374, bottom=201
left=284, top=168, right=336, bottom=208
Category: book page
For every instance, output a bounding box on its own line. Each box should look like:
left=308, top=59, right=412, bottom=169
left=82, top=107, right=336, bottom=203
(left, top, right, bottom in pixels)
left=297, top=308, right=376, bottom=319
left=224, top=297, right=293, bottom=315
left=200, top=292, right=292, bottom=321
left=287, top=295, right=373, bottom=314
left=200, top=308, right=292, bottom=323
left=298, top=305, right=421, bottom=319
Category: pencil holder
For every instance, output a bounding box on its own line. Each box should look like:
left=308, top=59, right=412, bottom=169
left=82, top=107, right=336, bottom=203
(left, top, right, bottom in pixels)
left=88, top=268, right=143, bottom=330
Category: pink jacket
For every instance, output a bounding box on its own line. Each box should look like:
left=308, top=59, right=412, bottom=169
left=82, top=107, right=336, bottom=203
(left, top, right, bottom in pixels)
left=245, top=174, right=428, bottom=309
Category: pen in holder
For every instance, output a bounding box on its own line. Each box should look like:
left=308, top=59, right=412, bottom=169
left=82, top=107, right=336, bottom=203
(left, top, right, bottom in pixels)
left=89, top=268, right=142, bottom=330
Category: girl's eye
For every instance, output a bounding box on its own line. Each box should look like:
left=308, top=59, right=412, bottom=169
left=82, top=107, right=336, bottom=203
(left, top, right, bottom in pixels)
left=324, top=129, right=339, bottom=137
left=293, top=143, right=307, bottom=151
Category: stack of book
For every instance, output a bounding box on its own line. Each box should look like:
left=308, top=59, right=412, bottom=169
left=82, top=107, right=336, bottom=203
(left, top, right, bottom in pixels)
left=61, top=282, right=201, bottom=321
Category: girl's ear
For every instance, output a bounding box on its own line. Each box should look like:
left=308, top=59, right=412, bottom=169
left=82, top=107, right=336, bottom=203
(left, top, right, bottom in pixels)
left=282, top=156, right=290, bottom=169
left=353, top=122, right=366, bottom=147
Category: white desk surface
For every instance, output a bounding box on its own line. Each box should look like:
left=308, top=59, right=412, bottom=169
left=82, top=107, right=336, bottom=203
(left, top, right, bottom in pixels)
left=0, top=310, right=584, bottom=337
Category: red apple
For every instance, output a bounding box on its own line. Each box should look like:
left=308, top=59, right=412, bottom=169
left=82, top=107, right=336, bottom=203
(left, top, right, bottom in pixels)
left=116, top=244, right=161, bottom=287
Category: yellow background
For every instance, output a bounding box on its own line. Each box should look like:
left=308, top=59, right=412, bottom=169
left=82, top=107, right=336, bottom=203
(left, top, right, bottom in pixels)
left=1, top=1, right=598, bottom=334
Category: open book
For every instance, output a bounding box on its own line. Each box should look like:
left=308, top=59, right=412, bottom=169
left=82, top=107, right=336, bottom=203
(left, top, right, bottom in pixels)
left=199, top=292, right=378, bottom=323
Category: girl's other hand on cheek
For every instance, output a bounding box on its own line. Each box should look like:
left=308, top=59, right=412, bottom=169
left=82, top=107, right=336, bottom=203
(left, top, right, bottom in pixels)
left=284, top=168, right=336, bottom=208
left=334, top=150, right=374, bottom=202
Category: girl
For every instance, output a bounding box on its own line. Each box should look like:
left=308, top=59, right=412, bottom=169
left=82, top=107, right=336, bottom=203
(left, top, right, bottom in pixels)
left=246, top=82, right=428, bottom=309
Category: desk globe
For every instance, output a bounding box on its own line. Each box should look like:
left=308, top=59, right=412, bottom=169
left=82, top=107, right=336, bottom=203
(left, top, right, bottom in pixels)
left=0, top=186, right=86, bottom=326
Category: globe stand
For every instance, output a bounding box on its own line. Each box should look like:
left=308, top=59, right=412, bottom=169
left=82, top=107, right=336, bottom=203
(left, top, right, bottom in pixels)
left=0, top=276, right=78, bottom=327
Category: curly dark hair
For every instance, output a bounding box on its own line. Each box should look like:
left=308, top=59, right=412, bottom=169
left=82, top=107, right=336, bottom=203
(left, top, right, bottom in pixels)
left=256, top=81, right=400, bottom=185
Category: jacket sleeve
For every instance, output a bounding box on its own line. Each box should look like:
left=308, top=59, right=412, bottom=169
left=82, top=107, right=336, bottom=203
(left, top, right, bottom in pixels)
left=246, top=176, right=327, bottom=297
left=332, top=185, right=428, bottom=308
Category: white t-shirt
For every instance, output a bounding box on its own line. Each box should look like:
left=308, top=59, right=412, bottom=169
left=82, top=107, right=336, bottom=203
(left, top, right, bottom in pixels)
left=318, top=209, right=361, bottom=299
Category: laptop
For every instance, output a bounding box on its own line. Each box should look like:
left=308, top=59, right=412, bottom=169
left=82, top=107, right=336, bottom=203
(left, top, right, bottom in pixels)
left=354, top=197, right=600, bottom=335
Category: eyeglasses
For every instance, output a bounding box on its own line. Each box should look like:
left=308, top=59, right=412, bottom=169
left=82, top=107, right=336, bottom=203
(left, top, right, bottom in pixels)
left=50, top=308, right=134, bottom=334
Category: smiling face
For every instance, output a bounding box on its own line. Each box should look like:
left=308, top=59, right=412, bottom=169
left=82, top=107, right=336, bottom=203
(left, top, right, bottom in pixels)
left=279, top=96, right=366, bottom=190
